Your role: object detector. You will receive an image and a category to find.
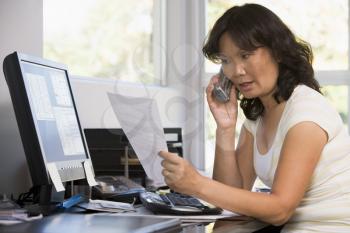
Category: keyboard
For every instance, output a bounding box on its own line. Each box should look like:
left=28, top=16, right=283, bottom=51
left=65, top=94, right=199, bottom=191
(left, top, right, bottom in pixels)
left=160, top=193, right=204, bottom=208
left=93, top=176, right=145, bottom=202
left=140, top=192, right=222, bottom=215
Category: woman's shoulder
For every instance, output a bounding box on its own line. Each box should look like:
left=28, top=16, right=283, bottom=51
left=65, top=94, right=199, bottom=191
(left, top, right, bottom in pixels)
left=287, top=85, right=331, bottom=110
left=290, top=84, right=323, bottom=101
left=282, top=84, right=343, bottom=140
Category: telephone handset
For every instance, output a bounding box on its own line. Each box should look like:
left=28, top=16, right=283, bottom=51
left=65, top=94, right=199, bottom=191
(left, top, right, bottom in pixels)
left=212, top=67, right=233, bottom=103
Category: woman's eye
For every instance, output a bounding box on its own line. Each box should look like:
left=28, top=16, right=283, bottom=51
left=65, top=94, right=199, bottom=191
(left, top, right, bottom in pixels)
left=241, top=53, right=250, bottom=59
left=241, top=50, right=255, bottom=59
left=220, top=59, right=229, bottom=64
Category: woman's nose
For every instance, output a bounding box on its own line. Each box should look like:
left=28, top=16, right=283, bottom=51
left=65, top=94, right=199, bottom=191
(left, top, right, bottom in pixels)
left=225, top=63, right=245, bottom=79
left=233, top=63, right=246, bottom=77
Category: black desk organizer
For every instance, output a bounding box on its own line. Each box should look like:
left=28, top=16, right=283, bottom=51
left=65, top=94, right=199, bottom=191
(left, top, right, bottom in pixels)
left=83, top=128, right=183, bottom=186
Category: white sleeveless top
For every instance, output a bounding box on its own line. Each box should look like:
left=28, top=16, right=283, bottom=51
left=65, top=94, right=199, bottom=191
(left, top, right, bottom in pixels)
left=244, top=85, right=350, bottom=232
left=253, top=118, right=274, bottom=185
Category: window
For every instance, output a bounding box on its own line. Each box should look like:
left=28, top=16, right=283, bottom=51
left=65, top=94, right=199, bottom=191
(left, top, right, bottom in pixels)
left=44, top=0, right=162, bottom=84
left=206, top=0, right=348, bottom=72
left=204, top=0, right=350, bottom=172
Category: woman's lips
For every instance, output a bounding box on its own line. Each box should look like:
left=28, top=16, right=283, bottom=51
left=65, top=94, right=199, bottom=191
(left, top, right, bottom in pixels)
left=238, top=81, right=254, bottom=92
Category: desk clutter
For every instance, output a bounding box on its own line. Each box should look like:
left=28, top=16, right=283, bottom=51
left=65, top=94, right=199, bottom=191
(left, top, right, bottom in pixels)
left=0, top=194, right=42, bottom=225
left=82, top=128, right=224, bottom=216
left=92, top=175, right=145, bottom=202
left=78, top=199, right=135, bottom=213
left=0, top=124, right=224, bottom=227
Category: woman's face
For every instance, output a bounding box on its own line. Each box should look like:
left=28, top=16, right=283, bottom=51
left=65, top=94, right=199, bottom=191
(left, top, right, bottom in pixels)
left=218, top=32, right=279, bottom=100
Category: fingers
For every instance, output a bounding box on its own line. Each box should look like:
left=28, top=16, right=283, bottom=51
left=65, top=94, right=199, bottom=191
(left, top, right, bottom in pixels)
left=161, top=161, right=178, bottom=186
left=206, top=75, right=219, bottom=105
left=161, top=159, right=178, bottom=172
left=206, top=74, right=219, bottom=93
left=229, top=86, right=237, bottom=103
left=162, top=169, right=172, bottom=178
left=162, top=172, right=177, bottom=191
left=206, top=84, right=214, bottom=105
left=159, top=151, right=184, bottom=182
left=159, top=151, right=181, bottom=163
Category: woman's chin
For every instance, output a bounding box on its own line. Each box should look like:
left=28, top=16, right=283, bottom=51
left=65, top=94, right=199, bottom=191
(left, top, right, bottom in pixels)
left=240, top=91, right=257, bottom=99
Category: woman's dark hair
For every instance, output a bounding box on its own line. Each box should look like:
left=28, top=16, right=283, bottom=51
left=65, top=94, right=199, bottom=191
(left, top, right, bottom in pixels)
left=203, top=4, right=321, bottom=120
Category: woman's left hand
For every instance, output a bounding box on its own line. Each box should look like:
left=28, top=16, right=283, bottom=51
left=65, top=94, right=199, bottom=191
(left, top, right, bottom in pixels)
left=159, top=151, right=203, bottom=195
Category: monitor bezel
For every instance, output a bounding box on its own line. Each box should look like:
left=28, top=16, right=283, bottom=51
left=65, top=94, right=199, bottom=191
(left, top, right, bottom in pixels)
left=3, top=52, right=91, bottom=186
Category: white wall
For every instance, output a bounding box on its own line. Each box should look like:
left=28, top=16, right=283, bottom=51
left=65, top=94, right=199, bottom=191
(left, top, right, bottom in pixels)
left=0, top=0, right=43, bottom=196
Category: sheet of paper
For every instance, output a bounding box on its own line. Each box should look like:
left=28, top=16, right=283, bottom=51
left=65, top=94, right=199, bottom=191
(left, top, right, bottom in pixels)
left=107, top=93, right=168, bottom=187
left=83, top=161, right=98, bottom=186
left=89, top=199, right=135, bottom=211
left=46, top=163, right=65, bottom=192
left=100, top=206, right=240, bottom=222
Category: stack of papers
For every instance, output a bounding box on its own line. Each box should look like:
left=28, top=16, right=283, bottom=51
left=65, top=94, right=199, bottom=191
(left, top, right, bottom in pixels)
left=78, top=199, right=136, bottom=213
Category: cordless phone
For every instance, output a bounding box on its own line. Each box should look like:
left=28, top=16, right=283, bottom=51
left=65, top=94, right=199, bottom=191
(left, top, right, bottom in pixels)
left=212, top=68, right=233, bottom=103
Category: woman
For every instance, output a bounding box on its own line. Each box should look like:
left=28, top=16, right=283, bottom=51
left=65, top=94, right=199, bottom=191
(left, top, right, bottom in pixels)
left=159, top=3, right=350, bottom=232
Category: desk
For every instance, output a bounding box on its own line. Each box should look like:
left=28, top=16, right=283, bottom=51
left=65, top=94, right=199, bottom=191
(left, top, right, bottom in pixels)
left=0, top=211, right=283, bottom=233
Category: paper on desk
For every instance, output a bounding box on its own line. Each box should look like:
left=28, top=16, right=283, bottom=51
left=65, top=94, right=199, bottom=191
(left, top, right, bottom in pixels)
left=78, top=199, right=135, bottom=213
left=107, top=93, right=167, bottom=187
left=46, top=163, right=65, bottom=192
left=103, top=206, right=239, bottom=222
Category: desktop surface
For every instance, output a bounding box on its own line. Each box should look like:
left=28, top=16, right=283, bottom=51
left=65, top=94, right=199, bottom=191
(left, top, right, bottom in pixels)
left=0, top=211, right=281, bottom=233
left=0, top=213, right=181, bottom=233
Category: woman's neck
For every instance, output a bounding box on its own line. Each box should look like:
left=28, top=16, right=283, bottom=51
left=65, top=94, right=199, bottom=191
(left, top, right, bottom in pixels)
left=260, top=95, right=285, bottom=117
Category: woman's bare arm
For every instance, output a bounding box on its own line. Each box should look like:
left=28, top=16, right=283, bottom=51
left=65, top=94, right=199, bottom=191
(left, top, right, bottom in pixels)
left=196, top=122, right=327, bottom=225
left=213, top=126, right=256, bottom=190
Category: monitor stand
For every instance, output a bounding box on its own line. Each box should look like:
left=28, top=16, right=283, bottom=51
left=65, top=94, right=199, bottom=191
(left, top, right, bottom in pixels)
left=25, top=203, right=61, bottom=216
left=24, top=184, right=65, bottom=216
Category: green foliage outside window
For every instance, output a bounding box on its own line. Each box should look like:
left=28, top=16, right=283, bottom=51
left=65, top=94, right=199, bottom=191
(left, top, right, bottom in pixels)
left=44, top=0, right=155, bottom=84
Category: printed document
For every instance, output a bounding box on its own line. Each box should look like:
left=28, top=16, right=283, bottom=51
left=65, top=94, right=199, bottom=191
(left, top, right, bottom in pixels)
left=108, top=93, right=167, bottom=187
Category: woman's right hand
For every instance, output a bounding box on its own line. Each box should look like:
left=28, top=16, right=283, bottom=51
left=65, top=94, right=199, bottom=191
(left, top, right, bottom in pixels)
left=206, top=75, right=238, bottom=131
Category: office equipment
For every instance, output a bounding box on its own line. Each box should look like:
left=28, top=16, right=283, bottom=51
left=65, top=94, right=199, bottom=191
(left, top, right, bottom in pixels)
left=2, top=52, right=96, bottom=208
left=84, top=128, right=183, bottom=185
left=58, top=194, right=85, bottom=209
left=140, top=192, right=222, bottom=215
left=92, top=175, right=145, bottom=202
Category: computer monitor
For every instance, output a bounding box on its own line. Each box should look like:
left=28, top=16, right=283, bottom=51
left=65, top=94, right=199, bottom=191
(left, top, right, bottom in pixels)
left=3, top=52, right=92, bottom=205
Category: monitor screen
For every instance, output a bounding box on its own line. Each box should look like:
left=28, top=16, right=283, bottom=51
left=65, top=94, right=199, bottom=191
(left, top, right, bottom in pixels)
left=3, top=52, right=91, bottom=192
left=21, top=61, right=86, bottom=162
